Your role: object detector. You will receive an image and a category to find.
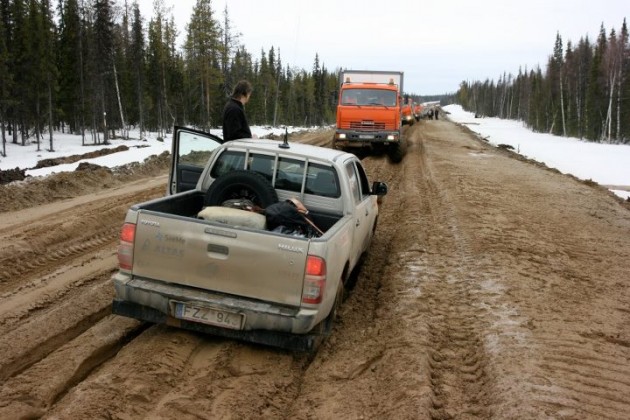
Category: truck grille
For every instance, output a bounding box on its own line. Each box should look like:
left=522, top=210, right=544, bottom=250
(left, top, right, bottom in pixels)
left=348, top=121, right=386, bottom=130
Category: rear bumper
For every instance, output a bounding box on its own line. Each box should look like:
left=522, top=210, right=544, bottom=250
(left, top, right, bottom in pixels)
left=112, top=273, right=323, bottom=351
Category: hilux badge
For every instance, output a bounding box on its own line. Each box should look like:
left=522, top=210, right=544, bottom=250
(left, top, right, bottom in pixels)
left=278, top=244, right=304, bottom=254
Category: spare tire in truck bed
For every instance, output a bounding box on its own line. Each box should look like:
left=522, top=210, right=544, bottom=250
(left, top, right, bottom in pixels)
left=204, top=169, right=279, bottom=208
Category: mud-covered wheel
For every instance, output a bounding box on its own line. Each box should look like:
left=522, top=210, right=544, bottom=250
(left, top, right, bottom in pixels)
left=204, top=170, right=278, bottom=208
left=320, top=280, right=345, bottom=336
left=307, top=279, right=344, bottom=350
left=388, top=140, right=406, bottom=164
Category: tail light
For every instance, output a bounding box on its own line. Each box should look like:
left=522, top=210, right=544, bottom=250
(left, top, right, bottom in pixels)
left=117, top=223, right=136, bottom=270
left=302, top=255, right=326, bottom=304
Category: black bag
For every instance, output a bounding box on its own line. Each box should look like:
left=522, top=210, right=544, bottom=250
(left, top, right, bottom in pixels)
left=265, top=200, right=321, bottom=237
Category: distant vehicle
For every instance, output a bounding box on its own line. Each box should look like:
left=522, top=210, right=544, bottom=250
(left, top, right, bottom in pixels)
left=413, top=103, right=423, bottom=121
left=333, top=70, right=406, bottom=163
left=401, top=98, right=414, bottom=126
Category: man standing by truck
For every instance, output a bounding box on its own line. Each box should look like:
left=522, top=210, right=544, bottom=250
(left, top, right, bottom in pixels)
left=222, top=80, right=258, bottom=140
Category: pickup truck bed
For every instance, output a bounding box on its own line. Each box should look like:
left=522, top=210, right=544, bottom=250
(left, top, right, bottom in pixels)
left=134, top=190, right=343, bottom=233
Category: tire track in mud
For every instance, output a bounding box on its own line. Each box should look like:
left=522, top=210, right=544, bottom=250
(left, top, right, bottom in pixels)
left=0, top=316, right=146, bottom=419
left=290, top=158, right=422, bottom=418
left=0, top=272, right=115, bottom=383
left=534, top=334, right=630, bottom=419
left=39, top=327, right=307, bottom=419
left=0, top=184, right=165, bottom=389
left=0, top=185, right=163, bottom=294
left=286, top=124, right=493, bottom=419
left=422, top=119, right=630, bottom=418
left=401, top=126, right=493, bottom=419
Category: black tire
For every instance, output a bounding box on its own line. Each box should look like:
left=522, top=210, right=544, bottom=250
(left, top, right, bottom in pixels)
left=204, top=170, right=278, bottom=208
left=388, top=140, right=406, bottom=164
left=319, top=280, right=345, bottom=336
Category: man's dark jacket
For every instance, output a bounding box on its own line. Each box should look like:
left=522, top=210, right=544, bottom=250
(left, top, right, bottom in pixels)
left=222, top=98, right=252, bottom=141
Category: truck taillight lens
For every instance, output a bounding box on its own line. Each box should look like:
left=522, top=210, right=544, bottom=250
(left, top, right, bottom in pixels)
left=118, top=223, right=136, bottom=270
left=302, top=255, right=326, bottom=304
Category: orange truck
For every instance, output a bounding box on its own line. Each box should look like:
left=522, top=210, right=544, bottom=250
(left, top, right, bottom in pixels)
left=333, top=70, right=405, bottom=162
left=401, top=98, right=414, bottom=126
left=413, top=102, right=423, bottom=121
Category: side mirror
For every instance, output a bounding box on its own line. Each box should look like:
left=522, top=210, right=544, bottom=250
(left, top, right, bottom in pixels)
left=371, top=181, right=388, bottom=196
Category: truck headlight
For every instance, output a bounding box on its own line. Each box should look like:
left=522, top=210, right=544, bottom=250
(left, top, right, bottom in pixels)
left=387, top=134, right=397, bottom=141
left=337, top=133, right=346, bottom=140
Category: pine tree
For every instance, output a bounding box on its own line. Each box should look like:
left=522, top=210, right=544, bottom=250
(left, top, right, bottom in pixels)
left=129, top=1, right=146, bottom=137
left=0, top=4, right=9, bottom=156
left=92, top=0, right=116, bottom=143
left=548, top=32, right=566, bottom=136
left=39, top=0, right=58, bottom=151
left=58, top=0, right=82, bottom=134
left=574, top=37, right=592, bottom=139
left=616, top=19, right=629, bottom=142
left=585, top=24, right=607, bottom=141
left=220, top=4, right=239, bottom=97
left=183, top=0, right=222, bottom=129
left=11, top=0, right=31, bottom=145
left=313, top=54, right=324, bottom=125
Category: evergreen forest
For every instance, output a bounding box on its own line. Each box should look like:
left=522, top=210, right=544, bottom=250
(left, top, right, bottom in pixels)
left=0, top=0, right=339, bottom=155
left=456, top=20, right=630, bottom=143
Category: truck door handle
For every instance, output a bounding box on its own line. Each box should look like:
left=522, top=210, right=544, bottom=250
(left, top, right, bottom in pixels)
left=356, top=219, right=361, bottom=227
left=365, top=209, right=369, bottom=216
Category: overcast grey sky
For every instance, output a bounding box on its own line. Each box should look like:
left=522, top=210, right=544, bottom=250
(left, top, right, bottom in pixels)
left=138, top=0, right=627, bottom=95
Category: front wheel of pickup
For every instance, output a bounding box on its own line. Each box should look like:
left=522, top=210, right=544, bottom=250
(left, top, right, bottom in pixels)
left=204, top=170, right=279, bottom=208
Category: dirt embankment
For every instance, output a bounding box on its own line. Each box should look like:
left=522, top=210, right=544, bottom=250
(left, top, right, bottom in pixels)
left=0, top=123, right=629, bottom=419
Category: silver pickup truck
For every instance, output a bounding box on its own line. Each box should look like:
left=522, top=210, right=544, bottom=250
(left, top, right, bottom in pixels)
left=112, top=126, right=388, bottom=351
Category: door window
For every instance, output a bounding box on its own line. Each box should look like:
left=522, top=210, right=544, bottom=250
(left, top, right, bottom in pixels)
left=210, top=150, right=245, bottom=178
left=345, top=162, right=361, bottom=203
left=305, top=163, right=340, bottom=198
left=178, top=130, right=222, bottom=168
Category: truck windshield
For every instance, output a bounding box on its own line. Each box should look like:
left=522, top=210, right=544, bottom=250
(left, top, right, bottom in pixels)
left=341, top=89, right=396, bottom=107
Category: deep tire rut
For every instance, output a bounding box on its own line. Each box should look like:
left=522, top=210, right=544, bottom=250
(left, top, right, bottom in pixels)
left=405, top=126, right=492, bottom=419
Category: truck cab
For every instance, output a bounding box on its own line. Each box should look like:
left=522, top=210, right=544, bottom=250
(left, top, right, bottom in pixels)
left=333, top=70, right=406, bottom=163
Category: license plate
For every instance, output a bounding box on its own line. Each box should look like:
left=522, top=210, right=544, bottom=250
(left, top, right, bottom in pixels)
left=359, top=134, right=374, bottom=139
left=173, top=302, right=243, bottom=330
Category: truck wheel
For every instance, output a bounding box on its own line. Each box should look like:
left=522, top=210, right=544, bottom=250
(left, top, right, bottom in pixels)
left=388, top=141, right=405, bottom=163
left=321, top=281, right=345, bottom=335
left=204, top=170, right=279, bottom=208
left=304, top=277, right=346, bottom=353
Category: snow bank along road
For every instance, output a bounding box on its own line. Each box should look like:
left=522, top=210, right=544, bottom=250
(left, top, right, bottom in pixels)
left=0, top=120, right=629, bottom=419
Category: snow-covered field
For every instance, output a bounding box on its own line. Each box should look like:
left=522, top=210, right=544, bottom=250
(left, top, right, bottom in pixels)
left=444, top=105, right=630, bottom=200
left=0, top=126, right=307, bottom=178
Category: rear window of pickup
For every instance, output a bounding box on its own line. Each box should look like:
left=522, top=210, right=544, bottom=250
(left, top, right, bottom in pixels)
left=210, top=150, right=341, bottom=198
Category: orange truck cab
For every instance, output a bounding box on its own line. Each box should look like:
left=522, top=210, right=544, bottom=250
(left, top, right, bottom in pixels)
left=333, top=70, right=405, bottom=162
left=413, top=103, right=423, bottom=121
left=401, top=98, right=414, bottom=125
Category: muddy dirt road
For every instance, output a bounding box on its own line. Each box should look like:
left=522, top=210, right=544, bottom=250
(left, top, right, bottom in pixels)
left=1, top=121, right=629, bottom=419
